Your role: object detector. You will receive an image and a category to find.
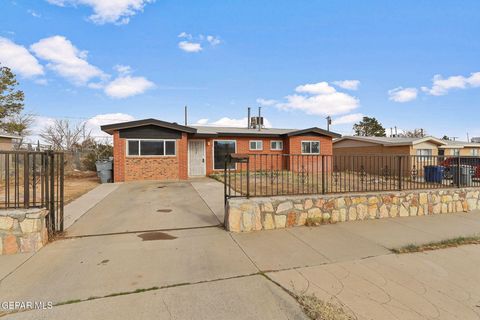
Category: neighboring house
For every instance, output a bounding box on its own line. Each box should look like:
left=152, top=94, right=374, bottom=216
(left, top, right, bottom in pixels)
left=101, top=118, right=341, bottom=182
left=333, top=136, right=447, bottom=156
left=439, top=140, right=480, bottom=157
left=0, top=133, right=21, bottom=150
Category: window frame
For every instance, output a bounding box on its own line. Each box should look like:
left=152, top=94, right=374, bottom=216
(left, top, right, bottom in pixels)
left=451, top=149, right=461, bottom=156
left=212, top=139, right=237, bottom=170
left=416, top=149, right=433, bottom=156
left=126, top=139, right=177, bottom=157
left=471, top=149, right=479, bottom=156
left=301, top=141, right=320, bottom=155
left=249, top=140, right=263, bottom=151
left=270, top=140, right=284, bottom=151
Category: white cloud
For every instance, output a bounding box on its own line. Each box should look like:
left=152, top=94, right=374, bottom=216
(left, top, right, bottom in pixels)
left=332, top=80, right=360, bottom=91
left=30, top=35, right=105, bottom=85
left=256, top=98, right=277, bottom=106
left=104, top=75, right=154, bottom=98
left=388, top=87, right=418, bottom=102
left=276, top=81, right=360, bottom=116
left=178, top=32, right=192, bottom=39
left=85, top=113, right=135, bottom=137
left=206, top=35, right=221, bottom=46
left=332, top=113, right=364, bottom=125
left=177, top=32, right=221, bottom=52
left=0, top=37, right=44, bottom=78
left=421, top=72, right=480, bottom=96
left=45, top=0, right=155, bottom=25
left=178, top=41, right=202, bottom=53
left=113, top=64, right=132, bottom=75
left=28, top=10, right=42, bottom=18
left=295, top=82, right=337, bottom=95
left=194, top=117, right=272, bottom=128
left=195, top=118, right=209, bottom=125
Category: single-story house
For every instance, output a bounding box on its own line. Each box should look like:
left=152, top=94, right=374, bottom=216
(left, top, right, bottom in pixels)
left=101, top=118, right=341, bottom=182
left=438, top=140, right=480, bottom=156
left=0, top=132, right=21, bottom=150
left=333, top=136, right=447, bottom=156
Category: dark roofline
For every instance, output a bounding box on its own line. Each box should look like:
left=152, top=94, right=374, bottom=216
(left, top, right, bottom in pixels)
left=286, top=127, right=341, bottom=138
left=100, top=118, right=197, bottom=135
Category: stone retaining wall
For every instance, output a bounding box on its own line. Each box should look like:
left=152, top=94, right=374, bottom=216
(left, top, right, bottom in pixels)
left=0, top=208, right=49, bottom=255
left=225, top=188, right=480, bottom=232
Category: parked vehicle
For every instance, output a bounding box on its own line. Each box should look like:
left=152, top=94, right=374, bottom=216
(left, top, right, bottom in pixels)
left=440, top=157, right=480, bottom=179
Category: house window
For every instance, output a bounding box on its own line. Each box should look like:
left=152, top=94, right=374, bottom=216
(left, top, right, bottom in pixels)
left=451, top=149, right=460, bottom=156
left=270, top=140, right=283, bottom=151
left=301, top=141, right=320, bottom=154
left=416, top=149, right=432, bottom=156
left=471, top=149, right=479, bottom=156
left=127, top=139, right=176, bottom=156
left=249, top=140, right=263, bottom=151
left=213, top=140, right=236, bottom=170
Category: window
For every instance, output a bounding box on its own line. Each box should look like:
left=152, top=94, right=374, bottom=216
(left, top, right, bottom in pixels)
left=127, top=139, right=176, bottom=156
left=451, top=149, right=460, bottom=156
left=471, top=149, right=480, bottom=156
left=270, top=140, right=283, bottom=151
left=213, top=140, right=236, bottom=170
left=249, top=140, right=263, bottom=151
left=416, top=149, right=433, bottom=156
left=301, top=141, right=320, bottom=154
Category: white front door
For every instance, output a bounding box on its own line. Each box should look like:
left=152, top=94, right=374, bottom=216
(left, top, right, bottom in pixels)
left=188, top=140, right=206, bottom=176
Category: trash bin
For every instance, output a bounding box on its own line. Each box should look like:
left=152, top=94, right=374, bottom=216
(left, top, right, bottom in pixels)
left=95, top=159, right=113, bottom=183
left=424, top=166, right=444, bottom=183
left=451, top=165, right=473, bottom=186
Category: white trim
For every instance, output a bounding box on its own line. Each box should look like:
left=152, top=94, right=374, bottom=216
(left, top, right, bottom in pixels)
left=270, top=140, right=283, bottom=151
left=126, top=138, right=177, bottom=157
left=249, top=140, right=263, bottom=151
left=212, top=139, right=237, bottom=170
left=301, top=140, right=320, bottom=155
left=188, top=139, right=206, bottom=177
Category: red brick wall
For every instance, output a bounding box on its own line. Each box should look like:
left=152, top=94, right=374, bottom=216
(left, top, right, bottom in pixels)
left=287, top=135, right=333, bottom=173
left=113, top=131, right=125, bottom=182
left=205, top=135, right=333, bottom=175
left=112, top=130, right=187, bottom=182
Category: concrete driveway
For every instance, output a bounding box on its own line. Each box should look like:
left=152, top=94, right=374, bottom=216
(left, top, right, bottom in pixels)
left=2, top=179, right=480, bottom=319
left=67, top=181, right=221, bottom=237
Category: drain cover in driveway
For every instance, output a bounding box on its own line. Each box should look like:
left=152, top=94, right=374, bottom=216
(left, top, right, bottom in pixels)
left=156, top=209, right=172, bottom=213
left=137, top=232, right=177, bottom=241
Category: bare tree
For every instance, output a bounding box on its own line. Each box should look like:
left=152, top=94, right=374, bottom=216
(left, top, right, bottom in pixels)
left=2, top=112, right=35, bottom=149
left=399, top=128, right=427, bottom=138
left=40, top=119, right=91, bottom=151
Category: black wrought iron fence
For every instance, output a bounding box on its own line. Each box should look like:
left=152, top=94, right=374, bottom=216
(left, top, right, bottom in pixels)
left=0, top=151, right=64, bottom=235
left=221, top=154, right=480, bottom=201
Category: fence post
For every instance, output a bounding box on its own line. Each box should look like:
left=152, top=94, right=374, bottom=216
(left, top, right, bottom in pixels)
left=397, top=156, right=402, bottom=191
left=246, top=156, right=250, bottom=198
left=224, top=156, right=228, bottom=206
left=321, top=155, right=326, bottom=194
left=48, top=151, right=55, bottom=235
left=456, top=155, right=461, bottom=188
left=59, top=152, right=65, bottom=232
left=23, top=153, right=30, bottom=209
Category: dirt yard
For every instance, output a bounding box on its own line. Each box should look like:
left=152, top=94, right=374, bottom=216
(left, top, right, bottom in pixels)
left=64, top=171, right=100, bottom=204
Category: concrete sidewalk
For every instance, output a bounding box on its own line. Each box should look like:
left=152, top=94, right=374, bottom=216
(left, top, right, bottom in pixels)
left=233, top=211, right=480, bottom=271
left=63, top=183, right=120, bottom=230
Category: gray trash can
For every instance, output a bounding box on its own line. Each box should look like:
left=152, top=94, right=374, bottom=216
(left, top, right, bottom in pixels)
left=95, top=159, right=113, bottom=183
left=451, top=165, right=473, bottom=186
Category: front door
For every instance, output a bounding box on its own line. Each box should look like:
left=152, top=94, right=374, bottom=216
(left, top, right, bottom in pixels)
left=188, top=140, right=206, bottom=176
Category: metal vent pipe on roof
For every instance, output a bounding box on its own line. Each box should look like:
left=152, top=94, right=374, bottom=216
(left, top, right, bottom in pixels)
left=247, top=107, right=251, bottom=129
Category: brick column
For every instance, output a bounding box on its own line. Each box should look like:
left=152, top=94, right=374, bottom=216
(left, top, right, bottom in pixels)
left=113, top=130, right=125, bottom=182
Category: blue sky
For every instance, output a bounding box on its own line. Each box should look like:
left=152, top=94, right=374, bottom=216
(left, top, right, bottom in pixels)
left=1, top=0, right=480, bottom=141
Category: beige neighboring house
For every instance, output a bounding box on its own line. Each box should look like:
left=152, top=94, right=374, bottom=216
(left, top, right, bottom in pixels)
left=333, top=136, right=447, bottom=156
left=0, top=132, right=21, bottom=150
left=438, top=140, right=480, bottom=157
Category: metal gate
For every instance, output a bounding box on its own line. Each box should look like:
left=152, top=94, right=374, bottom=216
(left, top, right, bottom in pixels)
left=0, top=150, right=64, bottom=236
